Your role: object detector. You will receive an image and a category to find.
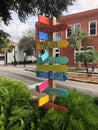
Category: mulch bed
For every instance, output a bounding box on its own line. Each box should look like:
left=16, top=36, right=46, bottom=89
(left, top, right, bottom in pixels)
left=68, top=73, right=98, bottom=83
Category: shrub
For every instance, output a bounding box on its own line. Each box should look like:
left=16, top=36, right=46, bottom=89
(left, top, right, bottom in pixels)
left=0, top=77, right=98, bottom=130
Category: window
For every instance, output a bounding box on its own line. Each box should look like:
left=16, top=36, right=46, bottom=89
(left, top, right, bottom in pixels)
left=66, top=25, right=72, bottom=38
left=55, top=48, right=60, bottom=57
left=74, top=23, right=81, bottom=32
left=89, top=21, right=97, bottom=36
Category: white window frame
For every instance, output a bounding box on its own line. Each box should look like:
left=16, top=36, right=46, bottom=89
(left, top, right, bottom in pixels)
left=74, top=23, right=81, bottom=32
left=66, top=25, right=72, bottom=38
left=55, top=48, right=60, bottom=57
left=89, top=20, right=97, bottom=36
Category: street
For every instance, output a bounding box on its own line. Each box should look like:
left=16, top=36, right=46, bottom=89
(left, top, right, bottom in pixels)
left=0, top=65, right=98, bottom=97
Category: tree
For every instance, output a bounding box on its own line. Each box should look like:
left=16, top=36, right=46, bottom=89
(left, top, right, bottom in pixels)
left=0, top=0, right=76, bottom=25
left=0, top=30, right=12, bottom=64
left=76, top=48, right=98, bottom=76
left=19, top=29, right=36, bottom=67
left=69, top=29, right=91, bottom=68
left=0, top=30, right=10, bottom=50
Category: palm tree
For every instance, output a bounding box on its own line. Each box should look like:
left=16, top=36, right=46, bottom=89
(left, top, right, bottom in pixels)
left=0, top=30, right=10, bottom=64
left=69, top=29, right=91, bottom=68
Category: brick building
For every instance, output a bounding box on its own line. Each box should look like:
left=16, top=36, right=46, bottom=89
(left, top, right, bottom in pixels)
left=36, top=9, right=98, bottom=67
left=59, top=9, right=98, bottom=67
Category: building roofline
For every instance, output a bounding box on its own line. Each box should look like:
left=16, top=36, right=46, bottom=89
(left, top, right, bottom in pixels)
left=59, top=8, right=98, bottom=22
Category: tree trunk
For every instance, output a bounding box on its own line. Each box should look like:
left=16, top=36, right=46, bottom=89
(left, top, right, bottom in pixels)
left=91, top=64, right=96, bottom=76
left=78, top=43, right=81, bottom=68
left=84, top=61, right=89, bottom=76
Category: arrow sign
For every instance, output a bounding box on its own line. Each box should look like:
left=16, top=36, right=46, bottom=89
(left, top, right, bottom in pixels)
left=36, top=64, right=68, bottom=73
left=56, top=36, right=61, bottom=41
left=37, top=56, right=69, bottom=64
left=43, top=88, right=68, bottom=97
left=39, top=31, right=49, bottom=41
left=41, top=102, right=67, bottom=112
left=36, top=95, right=50, bottom=107
left=38, top=23, right=68, bottom=33
left=36, top=71, right=68, bottom=81
left=36, top=80, right=50, bottom=93
left=40, top=51, right=49, bottom=62
left=36, top=40, right=69, bottom=50
left=38, top=14, right=49, bottom=25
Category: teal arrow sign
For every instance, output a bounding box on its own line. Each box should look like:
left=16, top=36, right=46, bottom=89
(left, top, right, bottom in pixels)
left=43, top=87, right=69, bottom=97
left=40, top=51, right=49, bottom=62
left=37, top=56, right=69, bottom=64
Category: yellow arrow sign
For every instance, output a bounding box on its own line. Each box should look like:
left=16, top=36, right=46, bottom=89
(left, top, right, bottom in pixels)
left=36, top=64, right=68, bottom=73
left=36, top=40, right=69, bottom=50
left=36, top=95, right=50, bottom=107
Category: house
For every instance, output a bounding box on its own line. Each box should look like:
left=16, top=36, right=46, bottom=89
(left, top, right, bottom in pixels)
left=59, top=9, right=98, bottom=67
left=36, top=9, right=98, bottom=68
left=0, top=41, right=36, bottom=65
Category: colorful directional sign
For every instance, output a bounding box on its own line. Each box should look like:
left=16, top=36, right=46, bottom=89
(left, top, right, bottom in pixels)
left=35, top=14, right=69, bottom=111
left=36, top=95, right=50, bottom=107
left=36, top=40, right=69, bottom=50
left=37, top=56, right=69, bottom=64
left=40, top=51, right=49, bottom=62
left=36, top=80, right=50, bottom=93
left=42, top=87, right=68, bottom=97
left=36, top=71, right=68, bottom=81
left=36, top=64, right=68, bottom=73
left=38, top=14, right=49, bottom=25
left=41, top=102, right=67, bottom=112
left=39, top=31, right=49, bottom=41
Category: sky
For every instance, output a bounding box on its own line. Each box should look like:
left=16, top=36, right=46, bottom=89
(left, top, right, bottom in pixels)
left=0, top=0, right=98, bottom=42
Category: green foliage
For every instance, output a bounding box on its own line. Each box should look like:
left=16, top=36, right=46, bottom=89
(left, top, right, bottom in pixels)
left=0, top=0, right=76, bottom=25
left=19, top=29, right=36, bottom=58
left=0, top=77, right=39, bottom=130
left=0, top=77, right=98, bottom=130
left=0, top=29, right=10, bottom=52
left=55, top=90, right=98, bottom=130
left=69, top=29, right=91, bottom=50
left=38, top=108, right=66, bottom=130
left=76, top=49, right=98, bottom=76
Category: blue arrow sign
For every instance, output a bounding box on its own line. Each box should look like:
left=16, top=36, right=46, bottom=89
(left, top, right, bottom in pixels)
left=43, top=87, right=69, bottom=97
left=39, top=31, right=49, bottom=40
left=56, top=36, right=61, bottom=41
left=36, top=71, right=68, bottom=81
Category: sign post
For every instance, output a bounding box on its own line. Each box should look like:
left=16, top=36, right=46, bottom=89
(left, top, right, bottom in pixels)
left=49, top=17, right=56, bottom=102
left=35, top=14, right=69, bottom=111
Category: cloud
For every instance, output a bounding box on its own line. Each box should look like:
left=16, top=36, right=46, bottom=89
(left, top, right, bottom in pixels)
left=1, top=11, right=38, bottom=42
left=65, top=0, right=98, bottom=14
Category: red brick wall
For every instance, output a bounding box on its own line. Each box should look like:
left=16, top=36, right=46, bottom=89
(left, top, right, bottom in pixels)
left=59, top=9, right=98, bottom=67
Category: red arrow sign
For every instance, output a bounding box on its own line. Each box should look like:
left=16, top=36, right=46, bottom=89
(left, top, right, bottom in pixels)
left=38, top=14, right=49, bottom=25
left=41, top=102, right=67, bottom=112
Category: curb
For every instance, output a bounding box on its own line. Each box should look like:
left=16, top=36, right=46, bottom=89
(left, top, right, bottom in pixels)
left=25, top=68, right=98, bottom=84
